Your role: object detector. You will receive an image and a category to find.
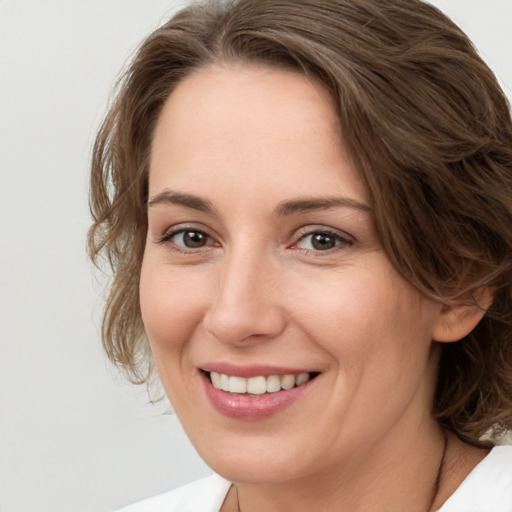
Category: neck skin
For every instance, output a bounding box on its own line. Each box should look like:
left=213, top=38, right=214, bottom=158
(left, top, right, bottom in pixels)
left=431, top=433, right=490, bottom=511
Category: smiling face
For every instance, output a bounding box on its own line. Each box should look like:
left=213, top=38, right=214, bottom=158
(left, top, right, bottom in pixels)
left=140, top=64, right=446, bottom=484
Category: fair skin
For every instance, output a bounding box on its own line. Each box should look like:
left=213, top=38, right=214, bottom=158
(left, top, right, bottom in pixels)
left=140, top=64, right=488, bottom=512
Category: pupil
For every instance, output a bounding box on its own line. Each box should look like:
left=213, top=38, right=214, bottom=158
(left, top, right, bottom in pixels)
left=183, top=231, right=207, bottom=248
left=312, top=233, right=335, bottom=250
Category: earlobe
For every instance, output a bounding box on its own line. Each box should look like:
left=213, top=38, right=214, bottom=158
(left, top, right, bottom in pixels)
left=432, top=287, right=495, bottom=343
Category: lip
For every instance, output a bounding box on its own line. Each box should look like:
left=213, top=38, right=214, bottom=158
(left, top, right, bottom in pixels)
left=199, top=365, right=319, bottom=421
left=200, top=362, right=315, bottom=378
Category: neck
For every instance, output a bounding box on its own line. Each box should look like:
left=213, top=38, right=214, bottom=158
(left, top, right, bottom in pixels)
left=228, top=422, right=448, bottom=512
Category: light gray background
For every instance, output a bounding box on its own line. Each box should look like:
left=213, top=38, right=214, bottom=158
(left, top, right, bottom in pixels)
left=1, top=1, right=511, bottom=511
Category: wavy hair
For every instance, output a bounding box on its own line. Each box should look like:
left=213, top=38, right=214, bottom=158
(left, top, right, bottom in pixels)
left=89, top=0, right=512, bottom=445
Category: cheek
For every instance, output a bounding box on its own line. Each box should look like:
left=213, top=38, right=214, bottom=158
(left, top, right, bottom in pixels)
left=289, top=269, right=387, bottom=347
left=291, top=264, right=439, bottom=367
left=139, top=258, right=206, bottom=356
left=139, top=259, right=213, bottom=410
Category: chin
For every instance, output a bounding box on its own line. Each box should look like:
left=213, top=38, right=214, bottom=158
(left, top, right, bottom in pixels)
left=207, top=456, right=303, bottom=485
left=190, top=430, right=322, bottom=485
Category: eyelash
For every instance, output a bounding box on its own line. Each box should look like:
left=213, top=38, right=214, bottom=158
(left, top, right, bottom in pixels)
left=154, top=226, right=354, bottom=255
left=291, top=228, right=353, bottom=254
left=155, top=227, right=215, bottom=253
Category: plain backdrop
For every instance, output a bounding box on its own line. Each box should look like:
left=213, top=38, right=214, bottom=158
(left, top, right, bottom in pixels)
left=0, top=1, right=511, bottom=511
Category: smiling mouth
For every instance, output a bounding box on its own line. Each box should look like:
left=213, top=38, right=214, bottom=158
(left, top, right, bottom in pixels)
left=205, top=371, right=320, bottom=395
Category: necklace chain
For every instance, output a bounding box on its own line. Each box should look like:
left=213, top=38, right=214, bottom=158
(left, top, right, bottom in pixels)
left=429, top=429, right=449, bottom=512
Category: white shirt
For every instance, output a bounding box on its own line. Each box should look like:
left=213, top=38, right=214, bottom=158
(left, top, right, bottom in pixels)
left=438, top=444, right=512, bottom=512
left=117, top=445, right=512, bottom=512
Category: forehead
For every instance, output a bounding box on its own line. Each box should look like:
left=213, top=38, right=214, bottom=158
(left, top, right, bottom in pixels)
left=149, top=64, right=368, bottom=205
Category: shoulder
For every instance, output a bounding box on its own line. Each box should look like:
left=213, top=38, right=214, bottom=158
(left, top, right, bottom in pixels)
left=115, top=474, right=232, bottom=512
left=439, top=444, right=512, bottom=512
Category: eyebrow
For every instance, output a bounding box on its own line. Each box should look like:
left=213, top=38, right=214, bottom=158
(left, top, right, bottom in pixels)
left=274, top=196, right=371, bottom=216
left=147, top=190, right=215, bottom=213
left=147, top=190, right=371, bottom=216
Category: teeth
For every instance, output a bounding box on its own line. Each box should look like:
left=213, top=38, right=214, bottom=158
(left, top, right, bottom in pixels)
left=220, top=373, right=230, bottom=392
left=280, top=374, right=295, bottom=390
left=209, top=371, right=312, bottom=394
left=210, top=371, right=222, bottom=389
left=229, top=376, right=247, bottom=393
left=296, top=372, right=310, bottom=386
left=266, top=375, right=281, bottom=393
left=247, top=376, right=267, bottom=395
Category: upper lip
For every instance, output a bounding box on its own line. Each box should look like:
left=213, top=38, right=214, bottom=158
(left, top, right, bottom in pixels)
left=199, top=362, right=319, bottom=378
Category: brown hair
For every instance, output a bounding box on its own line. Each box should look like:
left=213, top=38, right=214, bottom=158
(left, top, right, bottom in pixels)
left=88, top=0, right=512, bottom=445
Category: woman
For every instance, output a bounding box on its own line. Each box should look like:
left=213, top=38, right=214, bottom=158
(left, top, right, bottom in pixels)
left=88, top=0, right=512, bottom=510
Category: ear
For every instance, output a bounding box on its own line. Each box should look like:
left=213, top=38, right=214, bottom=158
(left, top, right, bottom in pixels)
left=432, top=287, right=495, bottom=343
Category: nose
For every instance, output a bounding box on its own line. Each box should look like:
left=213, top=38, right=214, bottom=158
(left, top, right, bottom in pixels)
left=203, top=248, right=286, bottom=346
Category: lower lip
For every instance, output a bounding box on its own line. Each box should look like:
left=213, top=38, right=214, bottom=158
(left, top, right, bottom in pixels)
left=201, top=372, right=316, bottom=421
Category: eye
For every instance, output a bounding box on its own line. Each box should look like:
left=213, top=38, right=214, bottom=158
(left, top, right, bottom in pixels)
left=175, top=230, right=209, bottom=248
left=293, top=229, right=352, bottom=252
left=157, top=228, right=214, bottom=250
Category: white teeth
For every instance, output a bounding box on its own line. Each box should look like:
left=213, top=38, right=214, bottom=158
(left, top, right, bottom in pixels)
left=209, top=371, right=313, bottom=394
left=211, top=371, right=221, bottom=389
left=266, top=375, right=281, bottom=393
left=247, top=376, right=267, bottom=395
left=280, top=374, right=295, bottom=390
left=296, top=372, right=310, bottom=386
left=229, top=376, right=247, bottom=393
left=220, top=373, right=230, bottom=392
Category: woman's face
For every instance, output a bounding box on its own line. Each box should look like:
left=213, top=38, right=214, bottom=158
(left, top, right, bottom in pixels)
left=140, top=64, right=444, bottom=483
